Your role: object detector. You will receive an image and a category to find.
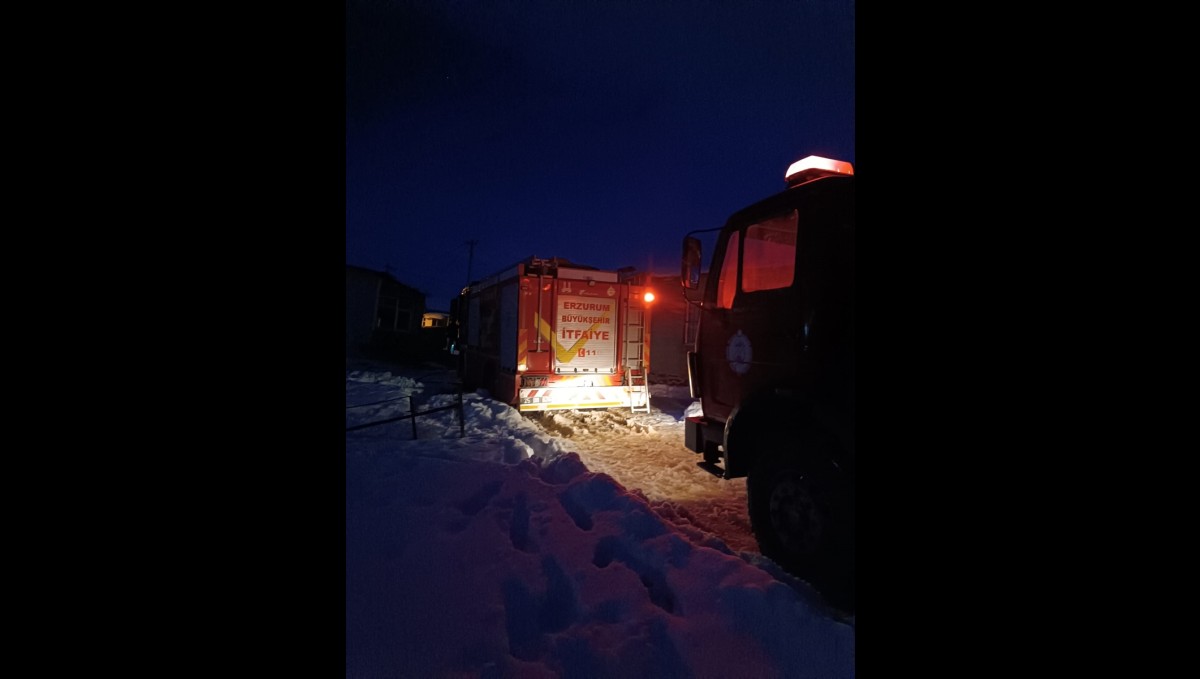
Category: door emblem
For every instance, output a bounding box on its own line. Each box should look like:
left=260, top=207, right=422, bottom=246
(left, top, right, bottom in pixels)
left=726, top=330, right=752, bottom=375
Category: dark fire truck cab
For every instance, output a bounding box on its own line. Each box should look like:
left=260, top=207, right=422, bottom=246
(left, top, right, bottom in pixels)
left=681, top=155, right=854, bottom=612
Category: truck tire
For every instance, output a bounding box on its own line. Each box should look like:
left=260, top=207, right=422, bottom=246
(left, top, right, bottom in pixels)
left=747, top=438, right=855, bottom=613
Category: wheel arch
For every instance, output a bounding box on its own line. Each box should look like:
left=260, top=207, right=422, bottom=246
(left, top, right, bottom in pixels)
left=724, top=388, right=833, bottom=478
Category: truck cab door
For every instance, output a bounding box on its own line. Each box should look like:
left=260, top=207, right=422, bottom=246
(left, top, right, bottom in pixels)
left=699, top=209, right=803, bottom=422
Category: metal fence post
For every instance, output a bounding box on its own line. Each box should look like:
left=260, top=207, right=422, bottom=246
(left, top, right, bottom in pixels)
left=410, top=396, right=418, bottom=439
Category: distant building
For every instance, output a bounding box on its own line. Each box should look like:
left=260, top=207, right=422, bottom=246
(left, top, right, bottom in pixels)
left=421, top=311, right=450, bottom=328
left=346, top=265, right=426, bottom=359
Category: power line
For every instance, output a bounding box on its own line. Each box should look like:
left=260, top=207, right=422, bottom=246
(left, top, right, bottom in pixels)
left=465, top=239, right=478, bottom=287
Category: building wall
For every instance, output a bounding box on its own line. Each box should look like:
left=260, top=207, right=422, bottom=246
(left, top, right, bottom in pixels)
left=648, top=273, right=707, bottom=387
left=346, top=267, right=381, bottom=357
left=346, top=265, right=427, bottom=359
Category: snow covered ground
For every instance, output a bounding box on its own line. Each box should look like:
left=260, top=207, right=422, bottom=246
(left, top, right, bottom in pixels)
left=346, top=358, right=855, bottom=678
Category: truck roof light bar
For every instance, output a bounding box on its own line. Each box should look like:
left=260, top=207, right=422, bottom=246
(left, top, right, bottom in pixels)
left=785, top=155, right=854, bottom=186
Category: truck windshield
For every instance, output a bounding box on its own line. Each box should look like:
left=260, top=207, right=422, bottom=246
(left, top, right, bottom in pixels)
left=716, top=231, right=739, bottom=308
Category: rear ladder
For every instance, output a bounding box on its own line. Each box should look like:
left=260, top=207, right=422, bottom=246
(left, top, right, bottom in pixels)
left=622, top=298, right=650, bottom=413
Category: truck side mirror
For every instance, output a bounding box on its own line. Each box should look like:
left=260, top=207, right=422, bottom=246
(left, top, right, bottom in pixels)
left=682, top=237, right=702, bottom=290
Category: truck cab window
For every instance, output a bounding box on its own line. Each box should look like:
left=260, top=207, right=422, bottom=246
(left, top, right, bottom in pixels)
left=742, top=210, right=798, bottom=293
left=716, top=231, right=739, bottom=309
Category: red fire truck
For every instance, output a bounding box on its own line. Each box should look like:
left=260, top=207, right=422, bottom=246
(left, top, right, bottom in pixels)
left=455, top=256, right=654, bottom=413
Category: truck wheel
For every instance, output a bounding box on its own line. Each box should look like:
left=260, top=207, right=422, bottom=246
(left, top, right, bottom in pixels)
left=748, top=444, right=855, bottom=613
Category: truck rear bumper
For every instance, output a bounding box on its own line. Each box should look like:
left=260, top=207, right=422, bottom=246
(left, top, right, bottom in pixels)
left=519, top=385, right=648, bottom=412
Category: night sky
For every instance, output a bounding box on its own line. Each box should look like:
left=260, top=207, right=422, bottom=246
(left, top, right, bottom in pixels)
left=346, top=0, right=854, bottom=311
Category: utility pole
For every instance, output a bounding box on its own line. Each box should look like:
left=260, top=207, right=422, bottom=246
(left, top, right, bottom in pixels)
left=465, top=239, right=478, bottom=288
